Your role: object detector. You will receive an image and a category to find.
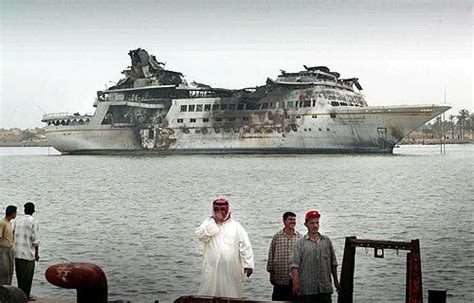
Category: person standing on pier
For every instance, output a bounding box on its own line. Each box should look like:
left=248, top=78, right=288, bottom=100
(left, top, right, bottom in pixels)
left=291, top=210, right=340, bottom=303
left=13, top=202, right=40, bottom=300
left=267, top=211, right=302, bottom=301
left=0, top=205, right=17, bottom=285
left=196, top=198, right=254, bottom=298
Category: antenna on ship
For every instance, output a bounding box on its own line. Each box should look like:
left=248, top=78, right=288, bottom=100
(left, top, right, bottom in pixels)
left=441, top=87, right=447, bottom=154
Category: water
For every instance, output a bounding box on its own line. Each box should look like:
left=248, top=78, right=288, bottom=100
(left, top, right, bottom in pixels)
left=0, top=145, right=473, bottom=302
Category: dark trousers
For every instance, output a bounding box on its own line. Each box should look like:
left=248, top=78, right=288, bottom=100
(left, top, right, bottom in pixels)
left=272, top=280, right=296, bottom=301
left=15, top=258, right=35, bottom=299
left=298, top=293, right=332, bottom=303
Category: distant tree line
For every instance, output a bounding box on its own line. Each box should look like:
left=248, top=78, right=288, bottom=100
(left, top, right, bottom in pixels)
left=423, top=109, right=472, bottom=139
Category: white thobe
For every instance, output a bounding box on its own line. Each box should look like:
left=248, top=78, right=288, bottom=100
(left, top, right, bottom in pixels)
left=196, top=217, right=254, bottom=298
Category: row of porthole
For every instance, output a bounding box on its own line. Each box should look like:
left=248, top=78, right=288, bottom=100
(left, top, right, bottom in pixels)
left=181, top=127, right=331, bottom=134
left=48, top=120, right=90, bottom=126
left=175, top=114, right=329, bottom=124
left=304, top=128, right=330, bottom=132
left=179, top=125, right=312, bottom=134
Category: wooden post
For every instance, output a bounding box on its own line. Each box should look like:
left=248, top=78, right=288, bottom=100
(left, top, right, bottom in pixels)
left=406, top=240, right=422, bottom=303
left=338, top=236, right=357, bottom=303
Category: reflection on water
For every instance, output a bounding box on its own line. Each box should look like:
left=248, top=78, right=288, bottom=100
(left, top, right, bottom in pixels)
left=0, top=145, right=473, bottom=302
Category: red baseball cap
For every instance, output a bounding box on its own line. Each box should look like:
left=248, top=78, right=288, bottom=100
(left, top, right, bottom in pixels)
left=305, top=210, right=321, bottom=220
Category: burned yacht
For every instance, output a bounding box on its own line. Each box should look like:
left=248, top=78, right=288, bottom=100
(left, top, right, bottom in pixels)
left=42, top=48, right=449, bottom=154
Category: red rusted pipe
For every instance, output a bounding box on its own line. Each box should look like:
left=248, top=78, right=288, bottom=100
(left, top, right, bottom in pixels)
left=45, top=263, right=107, bottom=303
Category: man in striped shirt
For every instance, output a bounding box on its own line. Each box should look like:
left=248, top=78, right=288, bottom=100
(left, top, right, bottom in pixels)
left=291, top=210, right=340, bottom=303
left=266, top=211, right=302, bottom=301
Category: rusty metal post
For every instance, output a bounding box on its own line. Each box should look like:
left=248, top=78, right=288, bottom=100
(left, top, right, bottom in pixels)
left=428, top=290, right=447, bottom=303
left=338, top=236, right=357, bottom=303
left=45, top=263, right=108, bottom=303
left=406, top=240, right=422, bottom=303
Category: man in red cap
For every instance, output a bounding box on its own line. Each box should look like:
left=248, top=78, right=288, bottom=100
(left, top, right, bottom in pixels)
left=291, top=210, right=340, bottom=302
left=196, top=198, right=254, bottom=298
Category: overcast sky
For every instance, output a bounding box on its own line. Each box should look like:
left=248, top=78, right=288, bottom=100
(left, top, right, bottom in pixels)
left=1, top=0, right=472, bottom=129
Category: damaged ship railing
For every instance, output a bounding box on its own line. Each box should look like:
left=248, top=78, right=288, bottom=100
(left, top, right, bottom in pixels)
left=338, top=237, right=422, bottom=303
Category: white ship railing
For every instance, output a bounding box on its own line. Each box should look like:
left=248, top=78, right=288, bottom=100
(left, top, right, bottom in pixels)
left=42, top=112, right=94, bottom=120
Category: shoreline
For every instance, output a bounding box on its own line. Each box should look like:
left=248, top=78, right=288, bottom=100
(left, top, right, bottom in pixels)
left=0, top=141, right=50, bottom=147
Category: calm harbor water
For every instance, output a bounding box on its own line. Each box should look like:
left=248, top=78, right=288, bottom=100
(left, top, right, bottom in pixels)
left=0, top=145, right=473, bottom=302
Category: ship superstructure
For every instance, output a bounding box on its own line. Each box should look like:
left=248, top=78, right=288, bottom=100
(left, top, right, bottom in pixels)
left=42, top=48, right=450, bottom=154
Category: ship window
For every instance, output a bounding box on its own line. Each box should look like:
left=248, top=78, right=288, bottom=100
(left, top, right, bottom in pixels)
left=215, top=118, right=222, bottom=122
left=180, top=105, right=187, bottom=112
left=285, top=116, right=290, bottom=119
left=237, top=104, right=245, bottom=110
left=312, top=115, right=317, bottom=119
left=190, top=118, right=196, bottom=123
left=196, top=105, right=203, bottom=112
left=177, top=118, right=183, bottom=123
left=195, top=129, right=201, bottom=133
left=296, top=115, right=301, bottom=119
left=277, top=102, right=284, bottom=109
left=304, top=101, right=311, bottom=107
left=318, top=128, right=322, bottom=131
left=295, top=102, right=299, bottom=108
left=227, top=117, right=235, bottom=122
left=340, top=102, right=348, bottom=106
left=203, top=118, right=209, bottom=122
left=214, top=128, right=220, bottom=133
left=228, top=104, right=236, bottom=110
left=327, top=128, right=330, bottom=131
left=242, top=117, right=249, bottom=121
left=212, top=104, right=220, bottom=111
left=204, top=104, right=211, bottom=111
left=262, top=103, right=269, bottom=109
left=221, top=104, right=228, bottom=110
left=330, top=113, right=336, bottom=118
left=269, top=102, right=276, bottom=109
left=189, top=105, right=195, bottom=112
left=287, top=101, right=294, bottom=108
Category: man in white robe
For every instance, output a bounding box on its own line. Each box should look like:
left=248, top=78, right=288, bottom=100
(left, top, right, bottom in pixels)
left=196, top=198, right=254, bottom=298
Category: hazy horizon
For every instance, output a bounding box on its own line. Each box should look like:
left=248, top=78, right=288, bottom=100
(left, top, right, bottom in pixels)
left=1, top=0, right=472, bottom=129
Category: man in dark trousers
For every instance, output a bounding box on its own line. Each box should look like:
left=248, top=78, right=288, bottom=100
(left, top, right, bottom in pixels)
left=14, top=202, right=40, bottom=300
left=291, top=210, right=340, bottom=303
left=267, top=211, right=302, bottom=300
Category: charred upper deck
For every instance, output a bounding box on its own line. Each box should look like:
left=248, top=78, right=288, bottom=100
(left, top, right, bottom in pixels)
left=96, top=48, right=367, bottom=107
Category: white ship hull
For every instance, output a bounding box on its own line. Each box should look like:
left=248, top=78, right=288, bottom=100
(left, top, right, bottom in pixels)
left=44, top=104, right=449, bottom=155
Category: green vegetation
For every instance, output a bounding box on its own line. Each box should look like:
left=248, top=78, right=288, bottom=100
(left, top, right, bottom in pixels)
left=422, top=108, right=472, bottom=139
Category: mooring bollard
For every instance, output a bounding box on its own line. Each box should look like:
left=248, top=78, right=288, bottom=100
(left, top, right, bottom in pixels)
left=428, top=290, right=447, bottom=303
left=0, top=285, right=28, bottom=303
left=45, top=262, right=108, bottom=303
